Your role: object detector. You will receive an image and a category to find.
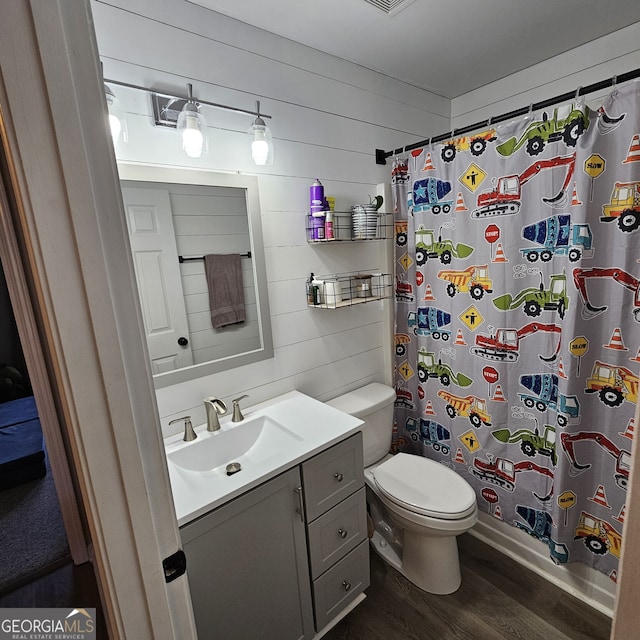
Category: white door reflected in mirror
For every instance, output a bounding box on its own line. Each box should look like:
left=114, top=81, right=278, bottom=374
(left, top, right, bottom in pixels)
left=118, top=165, right=273, bottom=389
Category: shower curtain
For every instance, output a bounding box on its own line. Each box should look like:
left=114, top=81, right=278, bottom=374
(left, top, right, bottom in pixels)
left=392, top=80, right=640, bottom=580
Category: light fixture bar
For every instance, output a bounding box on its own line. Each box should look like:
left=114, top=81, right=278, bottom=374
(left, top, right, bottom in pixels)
left=103, top=77, right=272, bottom=120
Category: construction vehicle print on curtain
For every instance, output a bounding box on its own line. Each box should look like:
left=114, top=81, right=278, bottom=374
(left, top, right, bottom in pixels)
left=391, top=81, right=640, bottom=580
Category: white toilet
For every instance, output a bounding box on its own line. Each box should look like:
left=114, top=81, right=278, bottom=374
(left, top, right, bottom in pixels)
left=328, top=382, right=478, bottom=595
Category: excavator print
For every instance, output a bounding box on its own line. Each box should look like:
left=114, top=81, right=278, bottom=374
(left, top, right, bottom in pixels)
left=471, top=153, right=576, bottom=218
left=470, top=454, right=554, bottom=501
left=560, top=431, right=631, bottom=490
left=470, top=322, right=562, bottom=363
left=572, top=267, right=640, bottom=322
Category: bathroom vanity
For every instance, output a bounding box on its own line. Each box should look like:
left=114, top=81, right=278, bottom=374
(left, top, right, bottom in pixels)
left=165, top=392, right=370, bottom=639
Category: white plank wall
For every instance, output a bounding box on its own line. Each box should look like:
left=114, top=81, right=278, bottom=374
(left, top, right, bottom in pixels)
left=91, top=0, right=449, bottom=435
left=451, top=22, right=640, bottom=130
left=449, top=24, right=640, bottom=615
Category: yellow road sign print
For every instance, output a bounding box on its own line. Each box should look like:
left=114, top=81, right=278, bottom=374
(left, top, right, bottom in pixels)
left=398, top=252, right=413, bottom=271
left=398, top=361, right=414, bottom=381
left=459, top=162, right=487, bottom=193
left=459, top=304, right=484, bottom=331
left=459, top=429, right=482, bottom=453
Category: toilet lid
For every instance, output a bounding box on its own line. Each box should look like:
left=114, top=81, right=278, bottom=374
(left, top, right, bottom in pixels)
left=373, top=453, right=476, bottom=520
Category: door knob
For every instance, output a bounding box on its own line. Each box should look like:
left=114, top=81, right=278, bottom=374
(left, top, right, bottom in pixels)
left=178, top=336, right=189, bottom=346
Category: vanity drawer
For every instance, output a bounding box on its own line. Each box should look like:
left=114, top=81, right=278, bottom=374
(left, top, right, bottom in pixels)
left=302, top=432, right=364, bottom=522
left=312, top=540, right=370, bottom=631
left=307, top=487, right=367, bottom=578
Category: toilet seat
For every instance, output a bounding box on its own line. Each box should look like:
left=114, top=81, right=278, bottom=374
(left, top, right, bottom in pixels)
left=372, top=453, right=476, bottom=520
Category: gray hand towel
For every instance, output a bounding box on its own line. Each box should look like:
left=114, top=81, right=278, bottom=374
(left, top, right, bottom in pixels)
left=204, top=254, right=246, bottom=329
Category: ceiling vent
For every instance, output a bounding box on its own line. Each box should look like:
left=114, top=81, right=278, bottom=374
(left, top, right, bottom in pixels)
left=362, top=0, right=416, bottom=16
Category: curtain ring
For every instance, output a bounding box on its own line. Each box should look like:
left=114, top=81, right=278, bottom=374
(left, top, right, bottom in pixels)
left=612, top=75, right=617, bottom=88
left=487, top=116, right=493, bottom=127
left=528, top=103, right=534, bottom=114
left=575, top=86, right=583, bottom=100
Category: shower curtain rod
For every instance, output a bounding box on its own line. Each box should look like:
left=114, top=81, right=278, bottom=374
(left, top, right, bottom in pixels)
left=375, top=66, right=640, bottom=165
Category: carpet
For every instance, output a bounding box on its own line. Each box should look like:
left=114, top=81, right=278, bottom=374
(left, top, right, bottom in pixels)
left=0, top=451, right=70, bottom=595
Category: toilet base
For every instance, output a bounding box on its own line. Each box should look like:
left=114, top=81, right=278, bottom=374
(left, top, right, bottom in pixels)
left=370, top=529, right=462, bottom=595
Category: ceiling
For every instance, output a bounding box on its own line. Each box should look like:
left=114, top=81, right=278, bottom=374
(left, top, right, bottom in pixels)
left=190, top=0, right=640, bottom=98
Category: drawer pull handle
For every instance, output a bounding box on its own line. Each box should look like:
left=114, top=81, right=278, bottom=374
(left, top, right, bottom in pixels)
left=334, top=472, right=344, bottom=482
left=338, top=528, right=348, bottom=539
left=342, top=580, right=351, bottom=592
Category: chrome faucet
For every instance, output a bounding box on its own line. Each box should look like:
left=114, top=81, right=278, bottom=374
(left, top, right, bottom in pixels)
left=169, top=416, right=197, bottom=442
left=231, top=395, right=249, bottom=422
left=204, top=397, right=227, bottom=432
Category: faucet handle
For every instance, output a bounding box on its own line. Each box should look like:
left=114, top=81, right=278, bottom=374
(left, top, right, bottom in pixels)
left=169, top=416, right=197, bottom=442
left=231, top=395, right=249, bottom=422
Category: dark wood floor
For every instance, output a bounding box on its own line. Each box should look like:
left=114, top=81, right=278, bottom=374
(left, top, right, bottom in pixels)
left=324, top=534, right=612, bottom=640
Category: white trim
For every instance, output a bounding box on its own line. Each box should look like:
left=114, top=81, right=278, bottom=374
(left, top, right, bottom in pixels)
left=0, top=2, right=196, bottom=638
left=470, top=512, right=616, bottom=617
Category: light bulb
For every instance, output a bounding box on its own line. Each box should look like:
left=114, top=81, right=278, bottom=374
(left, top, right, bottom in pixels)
left=252, top=128, right=269, bottom=165
left=248, top=115, right=273, bottom=165
left=177, top=103, right=207, bottom=158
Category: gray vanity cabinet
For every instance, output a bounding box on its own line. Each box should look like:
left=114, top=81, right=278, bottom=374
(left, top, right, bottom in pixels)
left=302, top=433, right=370, bottom=631
left=180, top=431, right=369, bottom=639
left=181, top=466, right=314, bottom=640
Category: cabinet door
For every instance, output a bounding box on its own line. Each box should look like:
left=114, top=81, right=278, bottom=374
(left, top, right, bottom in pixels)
left=181, top=468, right=313, bottom=640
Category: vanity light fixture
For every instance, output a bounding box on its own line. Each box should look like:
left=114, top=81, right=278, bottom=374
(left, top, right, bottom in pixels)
left=104, top=83, right=128, bottom=145
left=248, top=101, right=273, bottom=166
left=102, top=75, right=274, bottom=164
left=176, top=83, right=207, bottom=158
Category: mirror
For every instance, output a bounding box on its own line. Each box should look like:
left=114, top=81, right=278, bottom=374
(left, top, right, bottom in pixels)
left=117, top=163, right=273, bottom=388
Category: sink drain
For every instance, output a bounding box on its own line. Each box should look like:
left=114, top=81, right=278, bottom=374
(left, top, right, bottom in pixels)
left=226, top=462, right=242, bottom=476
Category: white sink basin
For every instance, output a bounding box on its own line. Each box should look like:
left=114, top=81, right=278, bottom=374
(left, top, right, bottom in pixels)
left=168, top=415, right=303, bottom=473
left=164, top=390, right=364, bottom=526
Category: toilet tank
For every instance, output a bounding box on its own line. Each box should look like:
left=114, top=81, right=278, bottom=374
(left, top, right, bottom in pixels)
left=327, top=383, right=396, bottom=466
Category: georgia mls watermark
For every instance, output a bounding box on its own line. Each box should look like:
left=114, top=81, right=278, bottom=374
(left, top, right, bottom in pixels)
left=0, top=608, right=96, bottom=640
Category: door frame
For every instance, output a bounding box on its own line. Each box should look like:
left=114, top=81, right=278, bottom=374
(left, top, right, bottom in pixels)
left=0, top=1, right=196, bottom=638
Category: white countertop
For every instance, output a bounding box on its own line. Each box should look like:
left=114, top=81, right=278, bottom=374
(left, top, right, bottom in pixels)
left=164, top=390, right=363, bottom=526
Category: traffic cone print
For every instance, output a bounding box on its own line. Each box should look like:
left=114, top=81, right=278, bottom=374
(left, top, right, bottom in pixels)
left=454, top=192, right=468, bottom=212
left=604, top=327, right=628, bottom=351
left=622, top=134, right=640, bottom=163
left=422, top=152, right=435, bottom=171
left=614, top=504, right=626, bottom=524
left=424, top=400, right=436, bottom=415
left=423, top=284, right=435, bottom=301
left=492, top=243, right=508, bottom=263
left=557, top=356, right=568, bottom=379
left=491, top=384, right=506, bottom=402
left=454, top=329, right=467, bottom=346
left=570, top=182, right=582, bottom=206
left=619, top=417, right=635, bottom=440
left=629, top=347, right=640, bottom=363
left=454, top=448, right=466, bottom=465
left=588, top=484, right=611, bottom=509
left=493, top=505, right=503, bottom=520
left=609, top=570, right=618, bottom=584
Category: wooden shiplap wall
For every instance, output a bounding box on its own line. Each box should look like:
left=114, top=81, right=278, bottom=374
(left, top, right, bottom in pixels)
left=92, top=0, right=450, bottom=435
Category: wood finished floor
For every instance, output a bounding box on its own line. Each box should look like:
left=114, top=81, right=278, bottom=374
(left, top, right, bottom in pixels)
left=324, top=533, right=612, bottom=640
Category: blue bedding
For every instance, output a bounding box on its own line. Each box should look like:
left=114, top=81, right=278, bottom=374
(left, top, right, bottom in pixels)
left=0, top=396, right=45, bottom=490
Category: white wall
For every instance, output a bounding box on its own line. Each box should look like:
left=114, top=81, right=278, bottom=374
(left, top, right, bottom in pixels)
left=450, top=22, right=640, bottom=617
left=452, top=22, right=640, bottom=128
left=91, top=0, right=449, bottom=435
